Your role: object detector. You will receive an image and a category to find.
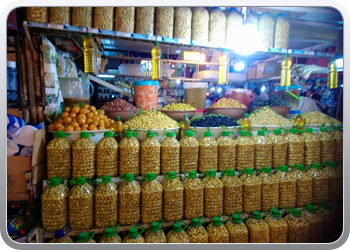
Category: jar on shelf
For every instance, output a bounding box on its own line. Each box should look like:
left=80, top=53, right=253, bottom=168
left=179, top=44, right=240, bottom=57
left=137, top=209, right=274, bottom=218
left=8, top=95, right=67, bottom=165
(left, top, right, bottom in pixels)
left=222, top=169, right=243, bottom=216
left=332, top=125, right=343, bottom=162
left=144, top=219, right=166, bottom=243
left=316, top=126, right=335, bottom=162
left=174, top=7, right=192, bottom=40
left=274, top=14, right=290, bottom=49
left=26, top=7, right=49, bottom=23
left=257, top=167, right=279, bottom=212
left=246, top=211, right=269, bottom=243
left=183, top=171, right=204, bottom=220
left=235, top=131, right=255, bottom=171
left=186, top=217, right=208, bottom=243
left=270, top=128, right=287, bottom=168
left=141, top=130, right=161, bottom=175
left=285, top=128, right=305, bottom=167
left=292, top=164, right=313, bottom=207
left=47, top=131, right=71, bottom=180
left=180, top=130, right=199, bottom=173
left=162, top=171, right=183, bottom=222
left=68, top=177, right=94, bottom=230
left=75, top=231, right=96, bottom=243
left=302, top=127, right=321, bottom=166
left=254, top=130, right=273, bottom=169
left=209, top=8, right=226, bottom=44
left=307, top=163, right=329, bottom=203
left=96, top=131, right=118, bottom=177
left=207, top=216, right=230, bottom=243
left=225, top=7, right=243, bottom=48
left=94, top=175, right=118, bottom=228
left=258, top=12, right=275, bottom=49
left=198, top=130, right=218, bottom=172
left=99, top=226, right=122, bottom=243
left=225, top=212, right=248, bottom=243
left=72, top=7, right=92, bottom=27
left=49, top=225, right=73, bottom=243
left=123, top=224, right=145, bottom=243
left=72, top=132, right=95, bottom=179
left=192, top=7, right=209, bottom=42
left=161, top=132, right=180, bottom=174
left=241, top=168, right=261, bottom=214
left=264, top=207, right=288, bottom=243
left=93, top=7, right=114, bottom=30
left=203, top=170, right=223, bottom=218
left=275, top=165, right=296, bottom=208
left=322, top=161, right=342, bottom=202
left=135, top=7, right=155, bottom=36
left=50, top=7, right=71, bottom=25
left=115, top=7, right=135, bottom=33
left=167, top=221, right=190, bottom=243
left=284, top=208, right=309, bottom=243
left=217, top=131, right=236, bottom=172
left=141, top=173, right=162, bottom=224
left=301, top=203, right=324, bottom=243
left=118, top=174, right=141, bottom=226
left=155, top=7, right=174, bottom=38
left=119, top=130, right=140, bottom=176
left=42, top=177, right=69, bottom=232
left=318, top=200, right=337, bottom=243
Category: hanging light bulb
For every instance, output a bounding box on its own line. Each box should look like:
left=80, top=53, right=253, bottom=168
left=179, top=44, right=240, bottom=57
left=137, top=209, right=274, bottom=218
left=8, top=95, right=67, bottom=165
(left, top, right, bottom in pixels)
left=328, top=60, right=338, bottom=89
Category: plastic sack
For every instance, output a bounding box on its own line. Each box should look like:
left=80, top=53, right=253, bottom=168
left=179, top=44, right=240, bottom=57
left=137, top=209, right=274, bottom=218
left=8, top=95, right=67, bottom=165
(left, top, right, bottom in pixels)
left=57, top=50, right=78, bottom=78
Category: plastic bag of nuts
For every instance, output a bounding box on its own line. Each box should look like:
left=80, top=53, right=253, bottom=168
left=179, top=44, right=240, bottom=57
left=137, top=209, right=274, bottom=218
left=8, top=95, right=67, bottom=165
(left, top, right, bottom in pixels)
left=50, top=7, right=71, bottom=25
left=72, top=132, right=96, bottom=179
left=332, top=125, right=343, bottom=162
left=316, top=126, right=335, bottom=162
left=167, top=221, right=190, bottom=243
left=307, top=163, right=329, bottom=203
left=174, top=7, right=192, bottom=40
left=49, top=225, right=74, bottom=243
left=123, top=224, right=145, bottom=243
left=180, top=130, right=199, bottom=173
left=163, top=172, right=184, bottom=222
left=241, top=168, right=261, bottom=214
left=292, top=164, right=313, bottom=207
left=68, top=177, right=94, bottom=230
left=186, top=217, right=208, bottom=243
left=47, top=131, right=72, bottom=180
left=270, top=129, right=288, bottom=168
left=246, top=211, right=270, bottom=243
left=235, top=131, right=255, bottom=171
left=254, top=130, right=273, bottom=169
left=301, top=203, right=324, bottom=243
left=285, top=128, right=305, bottom=167
left=141, top=130, right=161, bottom=175
left=302, top=127, right=321, bottom=166
left=203, top=170, right=223, bottom=218
left=144, top=219, right=167, bottom=243
left=225, top=212, right=248, bottom=243
left=284, top=207, right=309, bottom=243
left=42, top=177, right=69, bottom=232
left=318, top=200, right=337, bottom=243
left=198, top=130, right=218, bottom=172
left=209, top=8, right=226, bottom=44
left=135, top=7, right=155, bottom=36
left=93, top=7, right=114, bottom=30
left=72, top=7, right=92, bottom=27
left=323, top=161, right=342, bottom=202
left=222, top=169, right=243, bottom=215
left=217, top=131, right=236, bottom=172
left=141, top=173, right=162, bottom=224
left=99, top=226, right=122, bottom=243
left=155, top=7, right=174, bottom=38
left=192, top=7, right=209, bottom=42
left=275, top=165, right=296, bottom=208
left=75, top=231, right=96, bottom=243
left=26, top=7, right=49, bottom=23
left=207, top=216, right=230, bottom=243
left=257, top=167, right=279, bottom=212
left=115, top=7, right=135, bottom=33
left=96, top=131, right=118, bottom=177
left=119, top=130, right=140, bottom=176
left=264, top=207, right=288, bottom=243
left=118, top=174, right=141, bottom=226
left=94, top=175, right=118, bottom=228
left=183, top=171, right=204, bottom=220
left=161, top=132, right=180, bottom=174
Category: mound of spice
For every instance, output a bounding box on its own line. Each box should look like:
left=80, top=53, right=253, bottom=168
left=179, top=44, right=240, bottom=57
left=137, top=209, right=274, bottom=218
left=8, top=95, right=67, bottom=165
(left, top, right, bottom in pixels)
left=101, top=98, right=138, bottom=111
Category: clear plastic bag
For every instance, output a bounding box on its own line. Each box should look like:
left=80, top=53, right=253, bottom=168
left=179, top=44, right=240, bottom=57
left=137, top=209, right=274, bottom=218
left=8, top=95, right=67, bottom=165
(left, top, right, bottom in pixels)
left=144, top=220, right=167, bottom=243
left=241, top=168, right=261, bottom=214
left=135, top=7, right=155, bottom=36
left=292, top=164, right=313, bottom=207
left=264, top=207, right=288, bottom=243
left=123, top=224, right=145, bottom=243
left=72, top=132, right=95, bottom=179
left=203, top=170, right=223, bottom=218
left=167, top=221, right=190, bottom=243
left=72, top=7, right=92, bottom=27
left=174, top=7, right=192, bottom=40
left=209, top=8, right=226, bottom=44
left=301, top=204, right=324, bottom=243
left=180, top=130, right=199, bottom=173
left=316, top=126, right=335, bottom=162
left=198, top=130, right=218, bottom=172
left=307, top=163, right=329, bottom=203
left=275, top=166, right=296, bottom=208
left=246, top=211, right=269, bottom=243
left=216, top=131, right=236, bottom=172
left=270, top=129, right=288, bottom=168
left=26, top=7, right=49, bottom=23
left=254, top=130, right=273, bottom=169
left=183, top=171, right=204, bottom=220
left=258, top=13, right=275, bottom=48
left=274, top=15, right=290, bottom=49
left=141, top=173, right=163, bottom=224
left=284, top=208, right=309, bottom=243
left=141, top=131, right=161, bottom=175
left=93, top=7, right=114, bottom=30
left=235, top=131, right=255, bottom=171
left=162, top=172, right=183, bottom=222
left=50, top=7, right=71, bottom=25
left=225, top=213, right=248, bottom=243
left=186, top=217, right=208, bottom=243
left=155, top=7, right=174, bottom=38
left=192, top=7, right=209, bottom=42
left=99, top=226, right=122, bottom=243
left=119, top=131, right=140, bottom=176
left=115, top=7, right=135, bottom=33
left=207, top=216, right=229, bottom=243
left=258, top=167, right=279, bottom=212
left=302, top=128, right=321, bottom=166
left=285, top=128, right=304, bottom=167
left=96, top=132, right=118, bottom=177
left=161, top=132, right=180, bottom=174
left=222, top=169, right=243, bottom=215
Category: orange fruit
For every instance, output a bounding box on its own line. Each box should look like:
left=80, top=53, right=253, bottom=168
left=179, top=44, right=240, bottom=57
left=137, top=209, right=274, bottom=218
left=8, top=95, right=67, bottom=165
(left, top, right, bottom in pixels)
left=92, top=110, right=99, bottom=116
left=72, top=122, right=80, bottom=128
left=83, top=104, right=90, bottom=109
left=79, top=108, right=88, bottom=115
left=72, top=107, right=80, bottom=114
left=105, top=122, right=110, bottom=128
left=48, top=124, right=55, bottom=131
left=93, top=116, right=100, bottom=121
left=63, top=116, right=72, bottom=124
left=98, top=109, right=105, bottom=115
left=98, top=114, right=105, bottom=119
left=88, top=124, right=98, bottom=131
left=69, top=112, right=77, bottom=118
left=89, top=106, right=97, bottom=111
left=109, top=120, right=114, bottom=124
left=65, top=125, right=74, bottom=132
left=92, top=120, right=99, bottom=127
left=74, top=127, right=81, bottom=131
left=77, top=114, right=87, bottom=120
left=86, top=109, right=91, bottom=114
left=61, top=112, right=69, bottom=118
left=82, top=124, right=89, bottom=129
left=72, top=118, right=78, bottom=123
left=57, top=118, right=64, bottom=124
left=64, top=107, right=71, bottom=112
left=98, top=126, right=106, bottom=130
left=57, top=126, right=65, bottom=131
left=54, top=123, right=63, bottom=129
left=86, top=112, right=94, bottom=119
left=86, top=118, right=93, bottom=125
left=81, top=128, right=88, bottom=131
left=78, top=118, right=86, bottom=125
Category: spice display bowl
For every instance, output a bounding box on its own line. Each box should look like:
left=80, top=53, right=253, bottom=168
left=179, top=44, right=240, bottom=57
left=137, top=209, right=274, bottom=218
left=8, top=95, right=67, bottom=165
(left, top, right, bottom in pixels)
left=48, top=129, right=110, bottom=144
left=250, top=106, right=291, bottom=117
left=206, top=108, right=248, bottom=120
left=104, top=109, right=141, bottom=122
left=188, top=126, right=240, bottom=141
left=249, top=125, right=293, bottom=136
left=158, top=110, right=196, bottom=122
left=123, top=127, right=180, bottom=142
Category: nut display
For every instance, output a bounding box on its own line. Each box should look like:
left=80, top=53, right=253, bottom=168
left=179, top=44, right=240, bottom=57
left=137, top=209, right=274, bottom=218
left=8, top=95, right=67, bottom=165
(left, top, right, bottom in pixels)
left=198, top=131, right=218, bottom=172
left=94, top=176, right=118, bottom=228
left=68, top=177, right=94, bottom=230
left=118, top=131, right=140, bottom=176
left=208, top=97, right=246, bottom=108
left=123, top=225, right=145, bottom=243
left=270, top=129, right=288, bottom=168
left=301, top=204, right=324, bottom=243
left=141, top=173, right=163, bottom=224
left=135, top=7, right=155, bottom=36
left=258, top=13, right=275, bottom=48
left=302, top=128, right=321, bottom=166
left=217, top=132, right=236, bottom=172
left=46, top=131, right=72, bottom=180
left=96, top=132, right=118, bottom=177
left=238, top=107, right=292, bottom=126
left=295, top=111, right=342, bottom=125
left=274, top=15, right=290, bottom=49
left=115, top=7, right=135, bottom=33
left=285, top=128, right=305, bottom=167
left=180, top=132, right=199, bottom=173
left=275, top=166, right=296, bottom=208
left=258, top=167, right=279, bottom=212
left=316, top=127, right=335, bottom=162
left=209, top=8, right=226, bottom=44
left=292, top=165, right=313, bottom=207
left=203, top=170, right=223, bottom=218
left=72, top=132, right=95, bottom=179
left=241, top=168, right=261, bottom=214
left=93, top=7, right=114, bottom=30
left=192, top=7, right=209, bottom=42
left=307, top=163, right=329, bottom=203
left=222, top=170, right=243, bottom=216
left=174, top=7, right=192, bottom=40
left=225, top=213, right=249, bottom=243
left=41, top=177, right=69, bottom=232
left=162, top=103, right=196, bottom=111
left=284, top=208, right=309, bottom=243
left=207, top=217, right=230, bottom=243
left=144, top=220, right=167, bottom=243
left=155, top=7, right=174, bottom=38
left=245, top=211, right=270, bottom=243
left=99, top=227, right=122, bottom=243
left=235, top=131, right=255, bottom=171
left=124, top=110, right=178, bottom=129
left=186, top=218, right=208, bottom=243
left=167, top=222, right=190, bottom=243
left=161, top=132, right=180, bottom=174
left=254, top=130, right=273, bottom=169
left=26, top=7, right=49, bottom=23
left=183, top=171, right=204, bottom=220
left=118, top=174, right=141, bottom=226
left=141, top=131, right=161, bottom=175
left=50, top=7, right=71, bottom=25
left=72, top=7, right=92, bottom=27
left=264, top=209, right=288, bottom=243
left=163, top=172, right=184, bottom=222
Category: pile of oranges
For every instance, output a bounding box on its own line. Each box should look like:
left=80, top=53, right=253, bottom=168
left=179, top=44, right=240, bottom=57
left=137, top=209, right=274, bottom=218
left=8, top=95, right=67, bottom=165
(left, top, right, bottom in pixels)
left=48, top=104, right=115, bottom=132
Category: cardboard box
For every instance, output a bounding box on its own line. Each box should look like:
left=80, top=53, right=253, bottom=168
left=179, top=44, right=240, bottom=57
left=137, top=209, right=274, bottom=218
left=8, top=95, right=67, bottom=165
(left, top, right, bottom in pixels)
left=247, top=66, right=257, bottom=80
left=256, top=62, right=282, bottom=79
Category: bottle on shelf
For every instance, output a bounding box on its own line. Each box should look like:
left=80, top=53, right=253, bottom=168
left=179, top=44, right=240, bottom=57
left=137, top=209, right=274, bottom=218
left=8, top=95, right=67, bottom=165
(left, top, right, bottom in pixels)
left=151, top=42, right=162, bottom=80
left=180, top=114, right=191, bottom=139
left=241, top=114, right=251, bottom=132
left=83, top=33, right=95, bottom=74
left=294, top=113, right=305, bottom=131
left=112, top=116, right=124, bottom=143
left=280, top=54, right=291, bottom=87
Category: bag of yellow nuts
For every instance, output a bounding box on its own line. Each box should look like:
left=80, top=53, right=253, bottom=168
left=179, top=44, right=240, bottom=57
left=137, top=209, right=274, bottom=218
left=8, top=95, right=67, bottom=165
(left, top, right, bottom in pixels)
left=76, top=231, right=96, bottom=243
left=270, top=128, right=288, bottom=168
left=96, top=131, right=118, bottom=177
left=264, top=206, right=288, bottom=243
left=191, top=7, right=209, bottom=42
left=141, top=130, right=161, bottom=175
left=217, top=131, right=236, bottom=172
left=174, top=7, right=192, bottom=40
left=72, top=132, right=96, bottom=179
left=141, top=173, right=162, bottom=224
left=307, top=162, right=329, bottom=203
left=302, top=127, right=321, bottom=166
left=332, top=125, right=343, bottom=162
left=284, top=207, right=309, bottom=243
left=240, top=168, right=261, bottom=214
left=322, top=161, right=342, bottom=202
left=246, top=211, right=269, bottom=243
left=292, top=164, right=313, bottom=207
left=254, top=130, right=273, bottom=169
left=186, top=216, right=208, bottom=243
left=318, top=200, right=337, bottom=243
left=155, top=7, right=174, bottom=38
left=275, top=165, right=296, bottom=208
left=316, top=126, right=335, bottom=162
left=163, top=171, right=184, bottom=222
left=221, top=169, right=243, bottom=215
left=47, top=131, right=71, bottom=180
left=26, top=7, right=49, bottom=23
left=203, top=169, right=223, bottom=218
left=68, top=177, right=94, bottom=230
left=199, top=130, right=218, bottom=172
left=301, top=203, right=324, bottom=243
left=50, top=7, right=71, bottom=25
left=235, top=130, right=255, bottom=171
left=72, top=7, right=93, bottom=28
left=167, top=221, right=190, bottom=243
left=257, top=167, right=279, bottom=212
left=123, top=224, right=145, bottom=243
left=99, top=226, right=122, bottom=243
left=207, top=216, right=230, bottom=243
left=144, top=219, right=167, bottom=243
left=49, top=225, right=74, bottom=243
left=118, top=174, right=141, bottom=226
left=119, top=130, right=140, bottom=176
left=93, top=7, right=114, bottom=30
left=225, top=212, right=248, bottom=243
left=209, top=7, right=226, bottom=44
left=94, top=175, right=118, bottom=228
left=285, top=128, right=305, bottom=167
left=183, top=171, right=204, bottom=220
left=42, top=177, right=69, bottom=232
left=161, top=132, right=180, bottom=174
left=115, top=7, right=135, bottom=33
left=135, top=7, right=155, bottom=36
left=180, top=130, right=199, bottom=173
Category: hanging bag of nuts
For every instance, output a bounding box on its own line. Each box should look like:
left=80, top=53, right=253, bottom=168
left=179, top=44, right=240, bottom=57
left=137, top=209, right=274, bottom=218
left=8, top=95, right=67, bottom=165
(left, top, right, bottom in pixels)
left=316, top=126, right=335, bottom=162
left=301, top=203, right=324, bottom=243
left=72, top=132, right=96, bottom=179
left=161, top=132, right=180, bottom=174
left=207, top=216, right=229, bottom=243
left=135, top=7, right=155, bottom=36
left=222, top=169, right=243, bottom=215
left=141, top=173, right=162, bottom=224
left=155, top=7, right=174, bottom=38
left=119, top=130, right=140, bottom=176
left=235, top=130, right=255, bottom=171
left=118, top=174, right=141, bottom=226
left=50, top=7, right=71, bottom=25
left=217, top=131, right=236, bottom=172
left=322, top=161, right=342, bottom=202
left=240, top=168, right=261, bottom=214
left=258, top=12, right=275, bottom=49
left=225, top=8, right=243, bottom=49
left=332, top=125, right=343, bottom=162
left=318, top=199, right=337, bottom=243
left=26, top=7, right=49, bottom=23
left=42, top=177, right=69, bottom=232
left=72, top=7, right=93, bottom=28
left=186, top=217, right=208, bottom=243
left=254, top=130, right=273, bottom=169
left=302, top=127, right=321, bottom=166
left=115, top=7, right=135, bottom=33
left=99, top=226, right=122, bottom=243
left=141, top=130, right=161, bottom=175
left=123, top=224, right=145, bottom=243
left=291, top=164, right=313, bottom=207
left=167, top=221, right=190, bottom=243
left=68, top=177, right=94, bottom=230
left=225, top=212, right=248, bottom=243
left=274, top=13, right=290, bottom=49
left=180, top=130, right=199, bottom=173
left=96, top=131, right=118, bottom=177
left=174, top=7, right=192, bottom=40
left=144, top=219, right=167, bottom=243
left=76, top=231, right=96, bottom=243
left=93, top=7, right=114, bottom=30
left=307, top=163, right=329, bottom=203
left=203, top=170, right=223, bottom=218
left=47, top=131, right=72, bottom=180
left=257, top=167, right=279, bottom=212
left=183, top=171, right=204, bottom=220
left=275, top=165, right=296, bottom=208
left=198, top=130, right=218, bottom=172
left=94, top=175, right=118, bottom=228
left=162, top=171, right=183, bottom=222
left=270, top=128, right=288, bottom=168
left=285, top=128, right=305, bottom=167
left=264, top=206, right=288, bottom=243
left=49, top=224, right=74, bottom=243
left=191, top=7, right=209, bottom=42
left=284, top=207, right=309, bottom=243
left=209, top=8, right=226, bottom=45
left=246, top=211, right=270, bottom=243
